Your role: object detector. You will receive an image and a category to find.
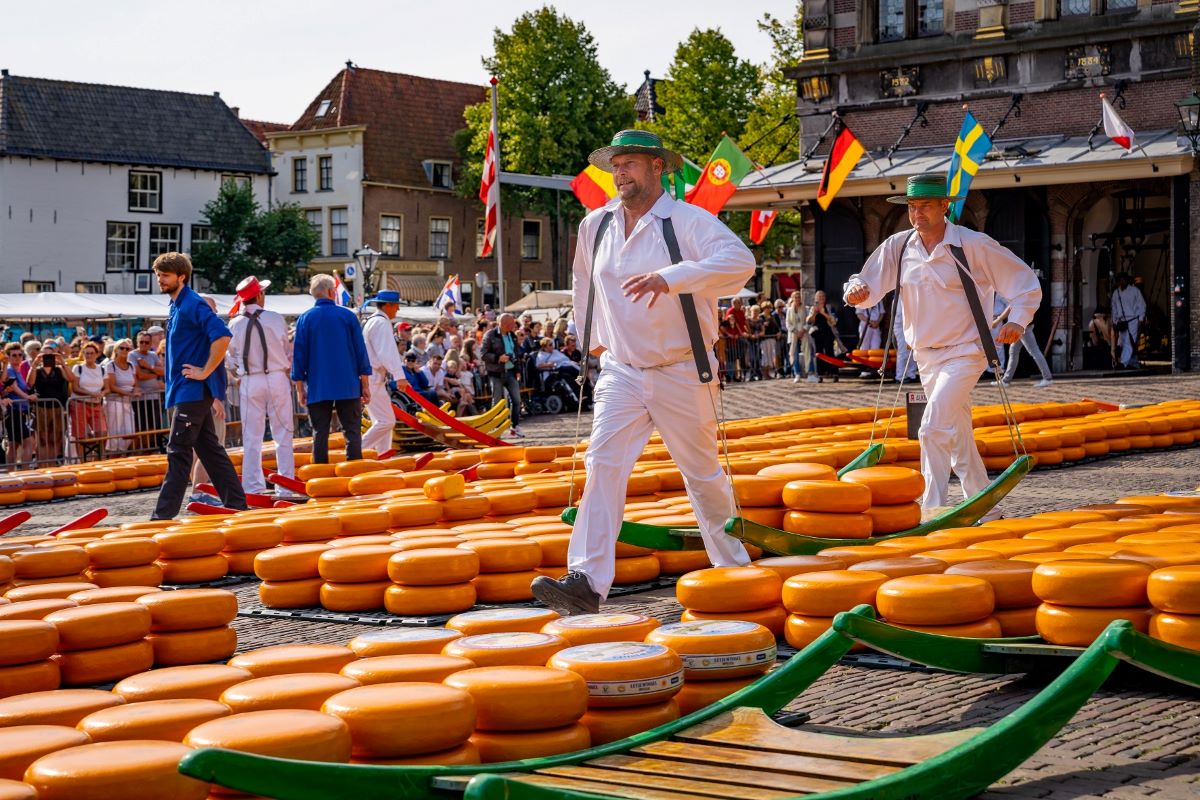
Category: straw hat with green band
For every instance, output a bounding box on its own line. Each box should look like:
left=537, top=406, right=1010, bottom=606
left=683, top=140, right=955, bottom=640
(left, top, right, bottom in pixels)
left=886, top=171, right=966, bottom=204
left=588, top=130, right=684, bottom=174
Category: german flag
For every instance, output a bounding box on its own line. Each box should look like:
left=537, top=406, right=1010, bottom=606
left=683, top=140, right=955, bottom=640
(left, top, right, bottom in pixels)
left=815, top=127, right=865, bottom=211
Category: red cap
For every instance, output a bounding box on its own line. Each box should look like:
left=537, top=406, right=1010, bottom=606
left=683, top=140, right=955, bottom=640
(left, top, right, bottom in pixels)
left=397, top=321, right=413, bottom=331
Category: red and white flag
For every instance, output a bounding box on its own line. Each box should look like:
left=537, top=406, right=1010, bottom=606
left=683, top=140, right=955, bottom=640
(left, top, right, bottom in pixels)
left=1102, top=95, right=1134, bottom=151
left=478, top=85, right=500, bottom=258
left=749, top=210, right=777, bottom=245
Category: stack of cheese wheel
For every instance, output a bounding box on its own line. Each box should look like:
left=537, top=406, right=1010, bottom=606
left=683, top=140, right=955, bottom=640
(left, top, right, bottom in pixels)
left=475, top=447, right=522, bottom=480
left=11, top=546, right=90, bottom=587
left=154, top=528, right=228, bottom=585
left=647, top=620, right=776, bottom=717
left=82, top=538, right=162, bottom=588
left=549, top=641, right=683, bottom=746
left=443, top=632, right=567, bottom=667
left=729, top=474, right=788, bottom=534
left=458, top=538, right=540, bottom=603
left=781, top=478, right=873, bottom=539
left=316, top=545, right=393, bottom=612
left=1148, top=566, right=1200, bottom=650
left=321, top=682, right=476, bottom=765
left=516, top=445, right=561, bottom=477
left=0, top=555, right=13, bottom=595
left=875, top=574, right=1001, bottom=637
left=276, top=513, right=341, bottom=544
left=75, top=467, right=115, bottom=495
left=841, top=466, right=925, bottom=536
left=448, top=666, right=589, bottom=762
left=384, top=548, right=479, bottom=616
left=945, top=560, right=1040, bottom=636
left=676, top=566, right=786, bottom=635
left=522, top=522, right=572, bottom=582
left=219, top=521, right=283, bottom=575
left=23, top=740, right=210, bottom=800
left=138, top=589, right=238, bottom=667
left=43, top=603, right=154, bottom=686
left=256, top=544, right=330, bottom=609
left=612, top=544, right=661, bottom=587
left=0, top=723, right=90, bottom=784
left=782, top=569, right=890, bottom=649
left=0, top=619, right=60, bottom=697
left=1032, top=560, right=1154, bottom=645
left=185, top=708, right=353, bottom=766
left=541, top=613, right=661, bottom=647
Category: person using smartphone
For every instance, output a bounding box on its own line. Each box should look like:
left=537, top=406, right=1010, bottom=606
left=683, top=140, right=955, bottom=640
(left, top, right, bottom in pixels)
left=27, top=346, right=70, bottom=463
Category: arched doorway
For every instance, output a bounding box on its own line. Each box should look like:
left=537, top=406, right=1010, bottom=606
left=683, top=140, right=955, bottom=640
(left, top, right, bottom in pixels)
left=814, top=201, right=866, bottom=343
left=984, top=187, right=1051, bottom=377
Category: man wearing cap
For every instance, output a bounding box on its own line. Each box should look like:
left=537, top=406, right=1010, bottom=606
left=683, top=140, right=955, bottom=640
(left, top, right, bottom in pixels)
left=361, top=290, right=408, bottom=455
left=226, top=275, right=295, bottom=496
left=844, top=173, right=1041, bottom=511
left=531, top=130, right=755, bottom=616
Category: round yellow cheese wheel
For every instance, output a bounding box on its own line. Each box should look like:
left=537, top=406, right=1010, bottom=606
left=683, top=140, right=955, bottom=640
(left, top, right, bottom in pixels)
left=113, top=664, right=252, bottom=702
left=0, top=689, right=122, bottom=727
left=679, top=605, right=787, bottom=637
left=889, top=617, right=1004, bottom=638
left=185, top=708, right=352, bottom=762
left=339, top=654, right=474, bottom=685
left=455, top=539, right=540, bottom=574
left=471, top=571, right=539, bottom=603
left=674, top=675, right=757, bottom=716
left=654, top=549, right=713, bottom=575
left=1030, top=510, right=1110, bottom=527
left=387, top=548, right=480, bottom=586
left=0, top=725, right=91, bottom=781
left=0, top=620, right=58, bottom=666
left=645, top=620, right=776, bottom=680
left=77, top=698, right=230, bottom=742
left=817, top=546, right=894, bottom=566
left=152, top=531, right=225, bottom=560
left=83, top=540, right=159, bottom=570
left=943, top=560, right=1038, bottom=609
left=0, top=779, right=35, bottom=800
left=157, top=555, right=229, bottom=585
left=917, top=548, right=1003, bottom=567
left=54, top=640, right=154, bottom=687
left=381, top=501, right=445, bottom=528
left=319, top=580, right=389, bottom=612
left=967, top=538, right=1061, bottom=558
left=992, top=605, right=1039, bottom=637
left=336, top=509, right=393, bottom=537
left=841, top=467, right=924, bottom=505
left=675, top=566, right=782, bottom=613
left=1036, top=603, right=1152, bottom=646
left=848, top=557, right=946, bottom=579
left=547, top=642, right=684, bottom=708
left=84, top=563, right=163, bottom=589
left=439, top=495, right=491, bottom=521
left=445, top=665, right=587, bottom=731
left=219, top=672, right=361, bottom=713
left=66, top=586, right=161, bottom=606
left=253, top=544, right=329, bottom=582
left=45, top=602, right=154, bottom=652
left=752, top=555, right=849, bottom=581
left=1147, top=565, right=1200, bottom=614
left=321, top=682, right=474, bottom=758
left=275, top=514, right=341, bottom=542
left=257, top=577, right=322, bottom=609
left=306, top=477, right=352, bottom=498
left=980, top=518, right=1060, bottom=535
left=446, top=608, right=560, bottom=637
left=579, top=699, right=679, bottom=745
left=782, top=480, right=871, bottom=513
left=728, top=475, right=788, bottom=508
left=212, top=524, right=283, bottom=554
left=146, top=626, right=237, bottom=668
left=480, top=446, right=524, bottom=464
left=863, top=502, right=922, bottom=535
left=1032, top=560, right=1151, bottom=607
left=470, top=722, right=591, bottom=763
left=756, top=462, right=838, bottom=482
left=4, top=583, right=97, bottom=602
left=541, top=613, right=661, bottom=646
left=136, top=589, right=237, bottom=632
left=12, top=547, right=90, bottom=580
left=613, top=555, right=661, bottom=585
left=1023, top=528, right=1118, bottom=547
left=228, top=644, right=357, bottom=678
left=783, top=510, right=873, bottom=539
left=443, top=632, right=567, bottom=668
left=876, top=574, right=995, bottom=625
left=1149, top=611, right=1200, bottom=649
left=782, top=570, right=889, bottom=616
left=347, top=628, right=464, bottom=658
left=783, top=613, right=836, bottom=649
left=350, top=740, right=481, bottom=766
left=528, top=534, right=570, bottom=567
left=23, top=740, right=209, bottom=800
left=383, top=583, right=476, bottom=616
left=315, top=546, right=393, bottom=583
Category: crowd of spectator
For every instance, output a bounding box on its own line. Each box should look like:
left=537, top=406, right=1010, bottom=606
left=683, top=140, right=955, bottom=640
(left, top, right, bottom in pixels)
left=718, top=291, right=847, bottom=385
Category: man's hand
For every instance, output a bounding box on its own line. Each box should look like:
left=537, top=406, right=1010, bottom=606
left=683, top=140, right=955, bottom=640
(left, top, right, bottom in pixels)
left=361, top=378, right=371, bottom=405
left=622, top=273, right=669, bottom=308
left=996, top=322, right=1024, bottom=345
left=213, top=399, right=225, bottom=420
left=181, top=364, right=206, bottom=381
left=394, top=377, right=410, bottom=391
left=294, top=381, right=306, bottom=406
left=499, top=354, right=510, bottom=363
left=845, top=285, right=870, bottom=305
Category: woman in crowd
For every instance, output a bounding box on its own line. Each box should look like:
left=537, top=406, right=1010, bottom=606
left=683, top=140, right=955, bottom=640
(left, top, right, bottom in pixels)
left=69, top=341, right=107, bottom=458
left=19, top=341, right=40, bottom=381
left=2, top=343, right=36, bottom=465
left=760, top=300, right=781, bottom=380
left=785, top=291, right=811, bottom=383
left=27, top=343, right=71, bottom=464
left=807, top=290, right=840, bottom=383
left=103, top=338, right=139, bottom=453
left=745, top=305, right=764, bottom=381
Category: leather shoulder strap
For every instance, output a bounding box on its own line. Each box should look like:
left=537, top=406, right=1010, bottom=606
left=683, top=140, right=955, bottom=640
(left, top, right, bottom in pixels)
left=947, top=243, right=1001, bottom=367
left=577, top=212, right=613, bottom=382
left=661, top=217, right=714, bottom=384
left=878, top=230, right=917, bottom=381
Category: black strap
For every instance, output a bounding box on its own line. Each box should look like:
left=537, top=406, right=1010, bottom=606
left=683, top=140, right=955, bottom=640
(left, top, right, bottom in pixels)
left=947, top=244, right=1002, bottom=368
left=660, top=218, right=714, bottom=383
left=877, top=230, right=917, bottom=379
left=242, top=309, right=269, bottom=375
left=578, top=212, right=613, bottom=388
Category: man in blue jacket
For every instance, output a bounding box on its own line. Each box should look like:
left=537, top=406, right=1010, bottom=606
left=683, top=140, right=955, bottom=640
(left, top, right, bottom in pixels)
left=401, top=351, right=439, bottom=404
left=292, top=274, right=372, bottom=463
left=150, top=252, right=247, bottom=519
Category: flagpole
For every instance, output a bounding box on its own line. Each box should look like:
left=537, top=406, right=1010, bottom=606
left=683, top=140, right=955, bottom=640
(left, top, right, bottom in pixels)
left=490, top=77, right=506, bottom=310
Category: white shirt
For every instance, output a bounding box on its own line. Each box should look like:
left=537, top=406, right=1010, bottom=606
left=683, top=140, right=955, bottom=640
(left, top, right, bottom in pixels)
left=572, top=192, right=756, bottom=370
left=1111, top=285, right=1146, bottom=322
left=536, top=349, right=578, bottom=371
left=362, top=311, right=405, bottom=380
left=226, top=303, right=291, bottom=376
left=844, top=222, right=1041, bottom=355
left=420, top=364, right=445, bottom=389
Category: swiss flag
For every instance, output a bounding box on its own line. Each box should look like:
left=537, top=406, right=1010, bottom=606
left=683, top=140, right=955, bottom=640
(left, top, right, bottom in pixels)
left=749, top=210, right=777, bottom=245
left=1102, top=95, right=1134, bottom=151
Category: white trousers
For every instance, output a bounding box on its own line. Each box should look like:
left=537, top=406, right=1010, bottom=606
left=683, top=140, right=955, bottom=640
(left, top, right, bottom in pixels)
left=362, top=375, right=395, bottom=455
left=568, top=355, right=750, bottom=599
left=894, top=318, right=918, bottom=380
left=1003, top=328, right=1052, bottom=382
left=858, top=324, right=882, bottom=351
left=239, top=372, right=295, bottom=494
left=915, top=349, right=989, bottom=509
left=1116, top=320, right=1139, bottom=367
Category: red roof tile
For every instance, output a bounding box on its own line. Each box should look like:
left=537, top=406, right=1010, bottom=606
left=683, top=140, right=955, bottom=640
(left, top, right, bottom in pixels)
left=290, top=66, right=486, bottom=187
left=240, top=118, right=289, bottom=146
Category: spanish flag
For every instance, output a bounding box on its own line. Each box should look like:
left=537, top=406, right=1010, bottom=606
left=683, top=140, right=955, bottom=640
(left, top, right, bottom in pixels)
left=815, top=127, right=864, bottom=211
left=570, top=165, right=616, bottom=211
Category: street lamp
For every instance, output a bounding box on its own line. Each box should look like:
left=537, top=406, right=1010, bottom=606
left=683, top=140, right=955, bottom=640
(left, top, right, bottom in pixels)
left=1176, top=92, right=1200, bottom=152
left=353, top=245, right=381, bottom=298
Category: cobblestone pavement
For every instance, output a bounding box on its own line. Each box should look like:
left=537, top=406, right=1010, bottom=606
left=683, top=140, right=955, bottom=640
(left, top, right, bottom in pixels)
left=8, top=372, right=1200, bottom=798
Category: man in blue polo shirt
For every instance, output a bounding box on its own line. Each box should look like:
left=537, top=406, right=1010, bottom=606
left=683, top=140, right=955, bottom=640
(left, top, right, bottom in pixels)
left=292, top=274, right=372, bottom=463
left=150, top=252, right=247, bottom=519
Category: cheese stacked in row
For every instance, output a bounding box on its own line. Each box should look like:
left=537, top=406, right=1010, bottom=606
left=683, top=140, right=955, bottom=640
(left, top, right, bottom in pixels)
left=82, top=538, right=162, bottom=588
left=385, top=547, right=479, bottom=616
left=154, top=526, right=229, bottom=585
left=1148, top=566, right=1200, bottom=650
left=217, top=520, right=283, bottom=576
left=778, top=466, right=923, bottom=540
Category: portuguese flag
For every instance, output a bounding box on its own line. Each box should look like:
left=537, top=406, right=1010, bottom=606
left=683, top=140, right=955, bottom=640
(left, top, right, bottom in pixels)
left=686, top=135, right=754, bottom=215
left=816, top=127, right=865, bottom=211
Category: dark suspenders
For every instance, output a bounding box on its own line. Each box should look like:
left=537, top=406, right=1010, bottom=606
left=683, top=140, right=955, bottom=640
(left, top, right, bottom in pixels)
left=242, top=309, right=270, bottom=375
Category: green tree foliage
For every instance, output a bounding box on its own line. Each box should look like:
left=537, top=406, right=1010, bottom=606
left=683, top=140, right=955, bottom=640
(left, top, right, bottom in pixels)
left=648, top=28, right=761, bottom=164
left=191, top=181, right=318, bottom=292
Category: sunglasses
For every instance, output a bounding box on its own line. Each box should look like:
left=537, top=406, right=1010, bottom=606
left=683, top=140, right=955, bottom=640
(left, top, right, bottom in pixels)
left=118, top=346, right=132, bottom=351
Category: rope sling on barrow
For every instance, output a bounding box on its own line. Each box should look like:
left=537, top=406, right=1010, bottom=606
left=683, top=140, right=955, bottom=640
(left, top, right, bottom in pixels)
left=867, top=231, right=1027, bottom=460
left=567, top=210, right=742, bottom=525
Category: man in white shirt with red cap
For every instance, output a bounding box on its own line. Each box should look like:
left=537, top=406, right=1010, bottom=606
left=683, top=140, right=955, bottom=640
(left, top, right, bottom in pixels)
left=361, top=290, right=409, bottom=454
left=531, top=129, right=755, bottom=616
left=225, top=275, right=295, bottom=496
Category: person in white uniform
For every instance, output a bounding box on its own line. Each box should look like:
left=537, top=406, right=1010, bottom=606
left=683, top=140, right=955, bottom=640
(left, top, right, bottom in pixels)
left=225, top=276, right=295, bottom=495
left=360, top=290, right=409, bottom=455
left=996, top=294, right=1053, bottom=387
left=531, top=129, right=754, bottom=615
left=1110, top=273, right=1146, bottom=368
left=845, top=173, right=1041, bottom=511
left=856, top=301, right=884, bottom=351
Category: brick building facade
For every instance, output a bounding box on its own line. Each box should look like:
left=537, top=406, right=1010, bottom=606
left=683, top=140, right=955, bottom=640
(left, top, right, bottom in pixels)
left=731, top=1, right=1200, bottom=373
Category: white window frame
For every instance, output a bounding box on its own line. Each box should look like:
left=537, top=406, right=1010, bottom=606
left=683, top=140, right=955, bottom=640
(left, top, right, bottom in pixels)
left=318, top=155, right=333, bottom=191
left=149, top=223, right=182, bottom=268
left=190, top=224, right=213, bottom=253
left=292, top=158, right=308, bottom=193
left=128, top=171, right=161, bottom=213
left=429, top=217, right=451, bottom=259
left=330, top=207, right=349, bottom=257
left=106, top=221, right=140, bottom=273
left=380, top=214, right=403, bottom=257
left=75, top=282, right=107, bottom=294
left=22, top=280, right=55, bottom=293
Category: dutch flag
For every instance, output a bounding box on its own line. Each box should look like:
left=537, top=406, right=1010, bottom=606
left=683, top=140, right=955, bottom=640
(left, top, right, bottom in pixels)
left=436, top=275, right=462, bottom=313
left=332, top=271, right=353, bottom=307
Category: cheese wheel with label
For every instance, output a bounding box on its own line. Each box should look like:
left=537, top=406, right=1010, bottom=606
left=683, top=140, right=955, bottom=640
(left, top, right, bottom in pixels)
left=54, top=640, right=154, bottom=686
left=76, top=698, right=230, bottom=742
left=1036, top=603, right=1153, bottom=646
left=340, top=654, right=475, bottom=685
left=83, top=540, right=159, bottom=570
left=219, top=672, right=361, bottom=713
left=185, top=708, right=352, bottom=763
left=541, top=613, right=661, bottom=646
left=447, top=608, right=561, bottom=636
left=444, top=666, right=587, bottom=731
left=876, top=575, right=995, bottom=625
left=228, top=644, right=357, bottom=678
left=113, top=664, right=252, bottom=702
left=387, top=548, right=480, bottom=586
left=23, top=740, right=209, bottom=800
left=43, top=603, right=151, bottom=651
left=321, top=683, right=474, bottom=757
left=1147, top=565, right=1200, bottom=613
left=782, top=570, right=889, bottom=616
left=157, top=555, right=229, bottom=585
left=679, top=605, right=788, bottom=637
left=0, top=689, right=122, bottom=727
left=675, top=567, right=782, bottom=613
left=443, top=632, right=567, bottom=668
left=0, top=725, right=92, bottom=781
left=146, top=626, right=237, bottom=667
left=645, top=620, right=776, bottom=680
left=136, top=589, right=237, bottom=632
left=254, top=544, right=330, bottom=581
left=383, top=583, right=476, bottom=616
left=347, top=628, right=463, bottom=658
left=0, top=620, right=58, bottom=666
left=1032, top=560, right=1151, bottom=607
left=547, top=642, right=684, bottom=708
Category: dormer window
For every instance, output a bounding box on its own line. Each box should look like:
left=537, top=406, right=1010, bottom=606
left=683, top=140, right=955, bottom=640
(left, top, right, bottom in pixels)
left=316, top=99, right=332, bottom=118
left=423, top=160, right=454, bottom=189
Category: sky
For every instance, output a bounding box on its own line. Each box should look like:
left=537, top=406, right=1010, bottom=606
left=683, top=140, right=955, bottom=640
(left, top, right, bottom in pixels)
left=1, top=0, right=798, bottom=123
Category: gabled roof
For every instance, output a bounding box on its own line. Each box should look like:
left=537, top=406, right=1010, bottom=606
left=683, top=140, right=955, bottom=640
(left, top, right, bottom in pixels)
left=240, top=118, right=289, bottom=147
left=0, top=72, right=272, bottom=174
left=289, top=65, right=485, bottom=186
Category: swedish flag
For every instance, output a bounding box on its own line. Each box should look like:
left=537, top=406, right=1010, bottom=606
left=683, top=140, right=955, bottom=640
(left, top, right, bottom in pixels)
left=946, top=112, right=991, bottom=223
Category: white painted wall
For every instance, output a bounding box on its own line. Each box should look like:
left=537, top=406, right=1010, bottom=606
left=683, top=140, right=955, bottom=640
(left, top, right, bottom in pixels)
left=0, top=157, right=270, bottom=294
left=269, top=140, right=363, bottom=268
